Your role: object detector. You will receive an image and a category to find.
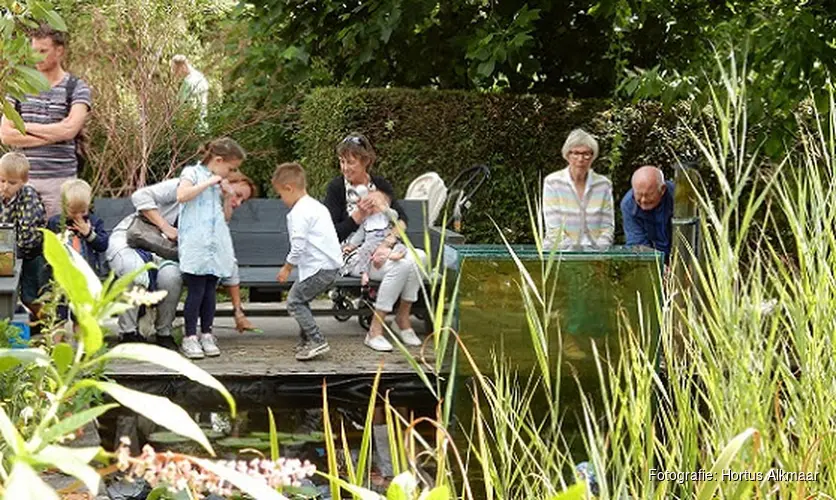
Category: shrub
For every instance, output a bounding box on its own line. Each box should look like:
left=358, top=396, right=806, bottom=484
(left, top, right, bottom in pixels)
left=296, top=87, right=700, bottom=243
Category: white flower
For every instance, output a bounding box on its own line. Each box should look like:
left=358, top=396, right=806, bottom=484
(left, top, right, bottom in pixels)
left=124, top=287, right=168, bottom=307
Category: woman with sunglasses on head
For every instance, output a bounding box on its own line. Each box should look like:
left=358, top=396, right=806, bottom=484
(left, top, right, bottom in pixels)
left=543, top=128, right=614, bottom=251
left=323, top=133, right=425, bottom=352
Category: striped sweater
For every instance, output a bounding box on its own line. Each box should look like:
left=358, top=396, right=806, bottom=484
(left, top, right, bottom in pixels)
left=542, top=167, right=614, bottom=250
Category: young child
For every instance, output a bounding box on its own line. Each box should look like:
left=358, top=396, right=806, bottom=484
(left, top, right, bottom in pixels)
left=0, top=153, right=47, bottom=319
left=46, top=179, right=109, bottom=323
left=274, top=162, right=342, bottom=361
left=343, top=195, right=405, bottom=286
left=47, top=179, right=108, bottom=275
left=176, top=137, right=245, bottom=359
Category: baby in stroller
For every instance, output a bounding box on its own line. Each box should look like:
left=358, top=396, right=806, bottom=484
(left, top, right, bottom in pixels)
left=342, top=185, right=407, bottom=285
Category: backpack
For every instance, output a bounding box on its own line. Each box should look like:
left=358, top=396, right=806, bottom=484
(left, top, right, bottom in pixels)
left=14, top=74, right=88, bottom=176
left=64, top=75, right=89, bottom=176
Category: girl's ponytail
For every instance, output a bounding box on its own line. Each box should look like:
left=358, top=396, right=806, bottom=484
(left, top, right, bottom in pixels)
left=200, top=137, right=246, bottom=165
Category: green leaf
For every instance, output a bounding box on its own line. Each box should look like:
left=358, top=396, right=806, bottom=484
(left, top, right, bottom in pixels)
left=2, top=100, right=25, bottom=134
left=423, top=485, right=451, bottom=500
left=4, top=461, right=60, bottom=500
left=52, top=343, right=73, bottom=375
left=40, top=404, right=118, bottom=446
left=217, top=437, right=269, bottom=450
left=195, top=458, right=289, bottom=500
left=75, top=309, right=104, bottom=358
left=146, top=487, right=168, bottom=500
left=42, top=231, right=94, bottom=307
left=0, top=406, right=24, bottom=454
left=32, top=445, right=101, bottom=495
left=386, top=483, right=407, bottom=500
left=697, top=428, right=759, bottom=500
left=268, top=407, right=279, bottom=461
left=549, top=483, right=586, bottom=500
left=98, top=344, right=236, bottom=417
left=44, top=10, right=68, bottom=32
left=14, top=65, right=49, bottom=93
left=84, top=380, right=215, bottom=456
left=477, top=59, right=495, bottom=77
left=0, top=348, right=51, bottom=368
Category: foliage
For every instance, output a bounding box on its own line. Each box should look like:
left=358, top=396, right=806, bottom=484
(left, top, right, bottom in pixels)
left=600, top=0, right=836, bottom=155
left=297, top=86, right=700, bottom=243
left=0, top=1, right=65, bottom=131
left=228, top=0, right=734, bottom=98
left=0, top=230, right=254, bottom=499
left=300, top=56, right=836, bottom=498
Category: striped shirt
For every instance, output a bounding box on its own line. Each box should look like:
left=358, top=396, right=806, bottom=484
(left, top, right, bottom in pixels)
left=6, top=73, right=92, bottom=179
left=543, top=167, right=614, bottom=250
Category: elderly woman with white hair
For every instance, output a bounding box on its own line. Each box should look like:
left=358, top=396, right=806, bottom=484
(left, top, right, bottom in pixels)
left=542, top=128, right=614, bottom=251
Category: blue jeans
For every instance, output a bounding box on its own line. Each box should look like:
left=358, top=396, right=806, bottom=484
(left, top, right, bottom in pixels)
left=287, top=269, right=338, bottom=342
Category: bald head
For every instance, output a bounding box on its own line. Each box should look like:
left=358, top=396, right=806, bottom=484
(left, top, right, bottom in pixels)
left=631, top=166, right=666, bottom=211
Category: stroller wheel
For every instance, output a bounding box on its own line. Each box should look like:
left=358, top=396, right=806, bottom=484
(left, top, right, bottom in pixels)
left=358, top=313, right=373, bottom=331
left=332, top=297, right=354, bottom=322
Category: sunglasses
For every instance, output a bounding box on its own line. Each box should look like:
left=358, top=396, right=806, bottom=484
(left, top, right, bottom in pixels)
left=342, top=135, right=365, bottom=147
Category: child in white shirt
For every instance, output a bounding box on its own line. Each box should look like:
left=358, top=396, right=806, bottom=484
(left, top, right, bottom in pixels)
left=274, top=162, right=343, bottom=361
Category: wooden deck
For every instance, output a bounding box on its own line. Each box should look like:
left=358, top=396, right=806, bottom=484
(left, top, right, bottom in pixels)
left=104, top=301, right=449, bottom=378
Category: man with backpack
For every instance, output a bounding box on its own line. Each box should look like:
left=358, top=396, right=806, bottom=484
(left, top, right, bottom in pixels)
left=0, top=24, right=92, bottom=218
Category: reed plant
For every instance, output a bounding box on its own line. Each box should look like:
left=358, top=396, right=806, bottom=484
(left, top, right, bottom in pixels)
left=324, top=51, right=836, bottom=499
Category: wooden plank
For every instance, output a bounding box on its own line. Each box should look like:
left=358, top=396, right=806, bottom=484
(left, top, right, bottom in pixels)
left=103, top=311, right=448, bottom=378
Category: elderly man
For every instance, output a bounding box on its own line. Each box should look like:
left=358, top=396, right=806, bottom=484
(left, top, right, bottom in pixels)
left=621, top=166, right=675, bottom=262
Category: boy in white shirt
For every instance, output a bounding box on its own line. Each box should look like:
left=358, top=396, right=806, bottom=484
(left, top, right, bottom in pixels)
left=274, top=162, right=343, bottom=361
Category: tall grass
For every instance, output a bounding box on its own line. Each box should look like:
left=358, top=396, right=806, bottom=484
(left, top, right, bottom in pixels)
left=324, top=53, right=836, bottom=499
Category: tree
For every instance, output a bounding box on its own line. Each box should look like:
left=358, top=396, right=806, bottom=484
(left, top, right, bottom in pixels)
left=0, top=1, right=66, bottom=133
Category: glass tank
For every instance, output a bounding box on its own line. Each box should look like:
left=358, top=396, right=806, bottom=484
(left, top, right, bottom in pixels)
left=0, top=224, right=15, bottom=277
left=449, top=244, right=664, bottom=382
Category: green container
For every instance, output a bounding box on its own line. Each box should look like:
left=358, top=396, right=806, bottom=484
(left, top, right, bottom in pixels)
left=448, top=244, right=664, bottom=381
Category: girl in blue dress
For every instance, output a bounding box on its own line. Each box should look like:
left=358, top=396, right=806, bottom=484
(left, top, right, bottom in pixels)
left=176, top=137, right=246, bottom=359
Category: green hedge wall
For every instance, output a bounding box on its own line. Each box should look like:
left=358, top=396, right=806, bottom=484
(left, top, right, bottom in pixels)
left=296, top=88, right=700, bottom=243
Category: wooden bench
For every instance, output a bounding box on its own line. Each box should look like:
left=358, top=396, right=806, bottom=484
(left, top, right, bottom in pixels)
left=93, top=197, right=457, bottom=331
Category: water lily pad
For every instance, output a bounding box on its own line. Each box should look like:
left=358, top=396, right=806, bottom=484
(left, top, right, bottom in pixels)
left=249, top=431, right=294, bottom=441
left=148, top=431, right=192, bottom=444
left=203, top=430, right=225, bottom=440
left=217, top=437, right=270, bottom=450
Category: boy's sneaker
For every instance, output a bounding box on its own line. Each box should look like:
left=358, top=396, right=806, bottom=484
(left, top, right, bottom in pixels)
left=397, top=328, right=422, bottom=347
left=155, top=335, right=179, bottom=351
left=295, top=338, right=330, bottom=361
left=200, top=334, right=221, bottom=357
left=364, top=334, right=393, bottom=352
left=180, top=336, right=204, bottom=359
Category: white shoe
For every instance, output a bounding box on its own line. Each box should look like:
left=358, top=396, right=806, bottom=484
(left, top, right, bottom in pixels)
left=138, top=307, right=156, bottom=339
left=364, top=334, right=393, bottom=352
left=200, top=333, right=221, bottom=357
left=180, top=336, right=204, bottom=359
left=397, top=328, right=422, bottom=347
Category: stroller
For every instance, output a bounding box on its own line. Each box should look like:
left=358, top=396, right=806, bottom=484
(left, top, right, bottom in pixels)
left=331, top=164, right=491, bottom=330
left=406, top=164, right=491, bottom=231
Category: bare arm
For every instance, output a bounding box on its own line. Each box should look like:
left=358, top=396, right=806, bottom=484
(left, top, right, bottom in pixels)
left=177, top=175, right=222, bottom=203
left=139, top=208, right=174, bottom=232
left=0, top=115, right=49, bottom=147
left=25, top=103, right=88, bottom=142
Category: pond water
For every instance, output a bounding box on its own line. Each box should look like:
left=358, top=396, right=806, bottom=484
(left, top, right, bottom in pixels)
left=452, top=245, right=664, bottom=380
left=98, top=398, right=440, bottom=499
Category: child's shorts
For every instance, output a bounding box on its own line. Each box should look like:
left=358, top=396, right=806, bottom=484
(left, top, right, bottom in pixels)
left=20, top=255, right=48, bottom=305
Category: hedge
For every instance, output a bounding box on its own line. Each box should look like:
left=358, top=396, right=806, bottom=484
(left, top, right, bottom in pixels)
left=295, top=87, right=699, bottom=244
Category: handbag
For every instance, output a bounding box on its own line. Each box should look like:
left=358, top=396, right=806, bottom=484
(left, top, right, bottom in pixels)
left=126, top=215, right=179, bottom=261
